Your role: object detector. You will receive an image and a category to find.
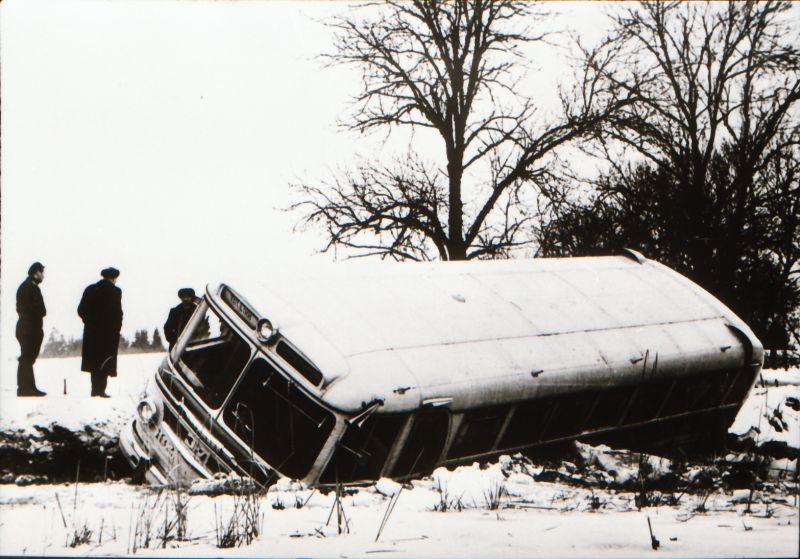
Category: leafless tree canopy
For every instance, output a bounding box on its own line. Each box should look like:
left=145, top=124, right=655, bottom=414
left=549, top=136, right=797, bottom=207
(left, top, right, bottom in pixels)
left=291, top=0, right=625, bottom=260
left=580, top=0, right=798, bottom=188
left=541, top=0, right=799, bottom=356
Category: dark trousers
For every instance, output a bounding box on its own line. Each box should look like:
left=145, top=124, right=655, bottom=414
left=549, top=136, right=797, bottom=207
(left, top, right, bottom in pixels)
left=90, top=371, right=108, bottom=395
left=16, top=321, right=43, bottom=391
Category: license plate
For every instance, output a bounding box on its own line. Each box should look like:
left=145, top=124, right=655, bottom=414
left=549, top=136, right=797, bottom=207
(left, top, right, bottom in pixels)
left=153, top=426, right=180, bottom=463
left=155, top=424, right=213, bottom=468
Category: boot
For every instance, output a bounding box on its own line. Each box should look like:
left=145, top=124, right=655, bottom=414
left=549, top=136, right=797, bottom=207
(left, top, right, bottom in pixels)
left=17, top=387, right=46, bottom=397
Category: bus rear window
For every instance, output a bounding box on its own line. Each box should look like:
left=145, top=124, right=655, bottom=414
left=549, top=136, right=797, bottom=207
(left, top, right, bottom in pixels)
left=178, top=304, right=251, bottom=408
left=223, top=358, right=335, bottom=480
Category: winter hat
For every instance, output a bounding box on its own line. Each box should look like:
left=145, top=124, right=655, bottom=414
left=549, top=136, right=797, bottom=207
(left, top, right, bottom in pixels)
left=28, top=262, right=45, bottom=276
left=101, top=267, right=120, bottom=279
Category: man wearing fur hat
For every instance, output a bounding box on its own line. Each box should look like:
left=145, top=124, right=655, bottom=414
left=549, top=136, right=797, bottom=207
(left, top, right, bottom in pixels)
left=16, top=262, right=47, bottom=397
left=78, top=267, right=123, bottom=397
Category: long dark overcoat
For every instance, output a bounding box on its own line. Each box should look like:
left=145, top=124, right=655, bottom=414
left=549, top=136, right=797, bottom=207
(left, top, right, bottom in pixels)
left=16, top=278, right=46, bottom=341
left=78, top=279, right=123, bottom=376
left=163, top=300, right=198, bottom=349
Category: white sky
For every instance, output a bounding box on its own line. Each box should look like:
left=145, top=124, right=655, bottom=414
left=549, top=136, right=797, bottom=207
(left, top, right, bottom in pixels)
left=1, top=0, right=609, bottom=362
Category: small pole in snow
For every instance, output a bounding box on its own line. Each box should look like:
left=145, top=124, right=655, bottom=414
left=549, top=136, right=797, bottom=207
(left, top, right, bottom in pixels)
left=375, top=486, right=403, bottom=542
left=647, top=516, right=660, bottom=550
left=63, top=379, right=67, bottom=395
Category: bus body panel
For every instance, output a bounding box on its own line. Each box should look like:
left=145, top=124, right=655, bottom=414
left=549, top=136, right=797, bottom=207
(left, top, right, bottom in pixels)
left=232, top=256, right=761, bottom=406
left=119, top=255, right=763, bottom=488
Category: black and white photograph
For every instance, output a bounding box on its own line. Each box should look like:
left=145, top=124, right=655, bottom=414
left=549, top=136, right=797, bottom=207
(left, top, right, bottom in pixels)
left=0, top=0, right=798, bottom=556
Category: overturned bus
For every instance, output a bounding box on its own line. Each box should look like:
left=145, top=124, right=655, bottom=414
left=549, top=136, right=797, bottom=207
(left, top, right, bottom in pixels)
left=120, top=251, right=763, bottom=488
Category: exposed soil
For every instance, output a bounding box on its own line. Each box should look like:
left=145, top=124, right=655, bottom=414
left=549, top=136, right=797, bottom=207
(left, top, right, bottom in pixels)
left=0, top=424, right=795, bottom=491
left=0, top=424, right=133, bottom=485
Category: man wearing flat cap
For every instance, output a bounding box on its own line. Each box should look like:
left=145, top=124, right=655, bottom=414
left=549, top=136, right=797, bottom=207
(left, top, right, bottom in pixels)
left=16, top=262, right=47, bottom=397
left=164, top=288, right=202, bottom=351
left=78, top=267, right=123, bottom=397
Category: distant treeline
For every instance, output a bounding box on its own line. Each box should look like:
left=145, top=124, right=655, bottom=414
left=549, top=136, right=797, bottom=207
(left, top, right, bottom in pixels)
left=41, top=328, right=165, bottom=358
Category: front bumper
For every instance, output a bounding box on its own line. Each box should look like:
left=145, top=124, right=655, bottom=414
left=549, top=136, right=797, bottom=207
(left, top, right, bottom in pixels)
left=119, top=416, right=210, bottom=486
left=119, top=418, right=165, bottom=484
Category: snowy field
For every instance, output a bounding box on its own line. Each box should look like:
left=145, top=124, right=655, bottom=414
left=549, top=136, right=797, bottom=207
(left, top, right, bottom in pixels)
left=0, top=353, right=153, bottom=439
left=0, top=353, right=798, bottom=557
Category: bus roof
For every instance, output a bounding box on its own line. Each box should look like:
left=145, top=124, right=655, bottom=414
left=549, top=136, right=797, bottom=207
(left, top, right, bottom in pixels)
left=216, top=255, right=762, bottom=413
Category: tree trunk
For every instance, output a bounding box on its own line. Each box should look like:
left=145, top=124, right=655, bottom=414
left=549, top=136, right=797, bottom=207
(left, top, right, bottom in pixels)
left=447, top=146, right=466, bottom=260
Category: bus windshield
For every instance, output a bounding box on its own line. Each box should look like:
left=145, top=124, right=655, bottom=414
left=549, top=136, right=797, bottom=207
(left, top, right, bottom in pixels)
left=177, top=302, right=251, bottom=408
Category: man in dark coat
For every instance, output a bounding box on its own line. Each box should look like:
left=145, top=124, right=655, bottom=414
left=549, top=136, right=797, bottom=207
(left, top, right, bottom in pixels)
left=78, top=267, right=123, bottom=397
left=163, top=288, right=201, bottom=350
left=16, top=262, right=47, bottom=397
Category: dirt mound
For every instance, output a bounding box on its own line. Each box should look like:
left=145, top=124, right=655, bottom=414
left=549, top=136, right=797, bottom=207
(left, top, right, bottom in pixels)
left=0, top=423, right=132, bottom=485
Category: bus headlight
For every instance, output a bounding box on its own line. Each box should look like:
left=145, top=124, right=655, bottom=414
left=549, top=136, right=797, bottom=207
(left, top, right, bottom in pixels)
left=137, top=399, right=158, bottom=427
left=257, top=318, right=275, bottom=342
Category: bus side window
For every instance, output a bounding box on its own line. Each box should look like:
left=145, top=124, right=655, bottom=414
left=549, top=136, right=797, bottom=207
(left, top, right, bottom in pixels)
left=320, top=414, right=405, bottom=484
left=447, top=406, right=508, bottom=459
left=390, top=410, right=449, bottom=479
left=499, top=398, right=554, bottom=450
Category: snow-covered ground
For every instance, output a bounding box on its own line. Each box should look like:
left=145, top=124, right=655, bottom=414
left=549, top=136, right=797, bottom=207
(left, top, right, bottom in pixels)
left=0, top=474, right=797, bottom=558
left=0, top=354, right=798, bottom=557
left=0, top=353, right=156, bottom=436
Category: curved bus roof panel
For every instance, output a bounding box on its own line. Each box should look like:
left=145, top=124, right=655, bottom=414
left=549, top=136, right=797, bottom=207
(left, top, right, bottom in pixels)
left=217, top=256, right=763, bottom=413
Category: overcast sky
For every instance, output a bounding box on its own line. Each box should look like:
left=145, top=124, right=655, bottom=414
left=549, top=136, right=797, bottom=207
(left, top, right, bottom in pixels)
left=1, top=0, right=609, bottom=366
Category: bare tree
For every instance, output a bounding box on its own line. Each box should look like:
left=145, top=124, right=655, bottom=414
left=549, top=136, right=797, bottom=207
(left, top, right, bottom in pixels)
left=573, top=1, right=799, bottom=269
left=292, top=0, right=624, bottom=261
left=542, top=0, right=800, bottom=358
